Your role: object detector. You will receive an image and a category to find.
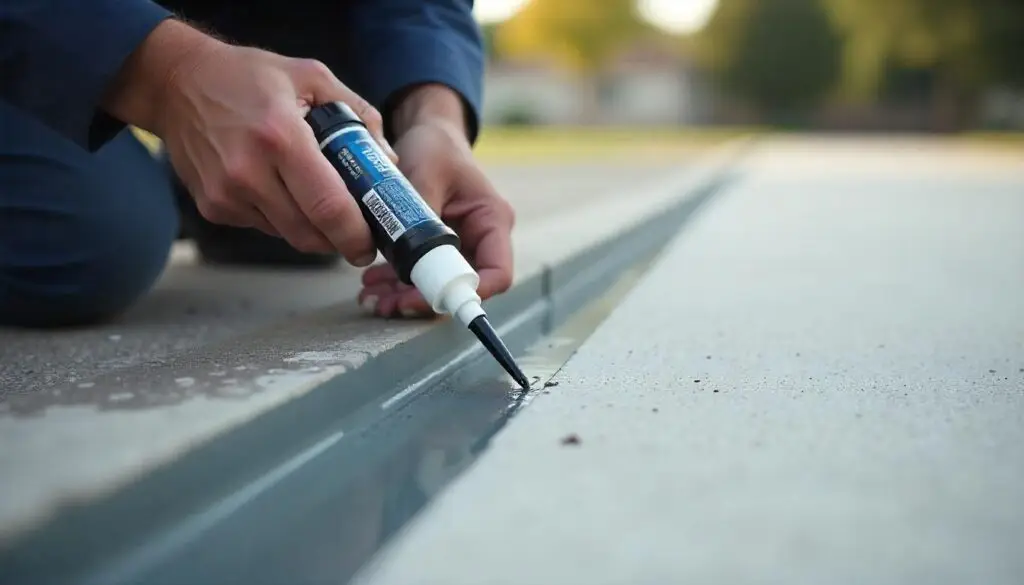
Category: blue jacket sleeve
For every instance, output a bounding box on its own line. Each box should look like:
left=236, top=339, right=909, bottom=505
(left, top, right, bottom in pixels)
left=0, top=0, right=171, bottom=151
left=342, top=0, right=485, bottom=145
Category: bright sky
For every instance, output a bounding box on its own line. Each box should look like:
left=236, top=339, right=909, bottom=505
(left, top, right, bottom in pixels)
left=473, top=0, right=719, bottom=35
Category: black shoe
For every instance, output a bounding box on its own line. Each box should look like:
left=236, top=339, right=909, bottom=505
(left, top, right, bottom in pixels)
left=169, top=161, right=341, bottom=269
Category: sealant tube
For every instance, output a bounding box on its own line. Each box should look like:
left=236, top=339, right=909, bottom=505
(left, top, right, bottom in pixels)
left=305, top=102, right=530, bottom=390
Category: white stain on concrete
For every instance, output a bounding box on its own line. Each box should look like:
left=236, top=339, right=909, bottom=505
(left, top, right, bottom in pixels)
left=284, top=351, right=346, bottom=364
left=174, top=377, right=195, bottom=388
left=108, top=392, right=134, bottom=403
left=77, top=382, right=95, bottom=389
left=217, top=385, right=250, bottom=398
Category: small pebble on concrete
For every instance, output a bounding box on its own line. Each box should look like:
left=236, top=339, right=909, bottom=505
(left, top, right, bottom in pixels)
left=560, top=433, right=581, bottom=446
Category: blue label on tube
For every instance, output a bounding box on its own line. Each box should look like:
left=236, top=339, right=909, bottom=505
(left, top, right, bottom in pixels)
left=326, top=130, right=437, bottom=241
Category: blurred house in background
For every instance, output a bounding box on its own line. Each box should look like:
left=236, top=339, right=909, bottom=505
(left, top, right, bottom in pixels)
left=979, top=89, right=1024, bottom=131
left=482, top=60, right=580, bottom=125
left=598, top=42, right=714, bottom=126
left=483, top=42, right=714, bottom=126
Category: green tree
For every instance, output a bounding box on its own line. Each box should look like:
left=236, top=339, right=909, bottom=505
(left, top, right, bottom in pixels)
left=977, top=0, right=1024, bottom=90
left=824, top=0, right=1024, bottom=128
left=692, top=0, right=756, bottom=73
left=828, top=0, right=1024, bottom=95
left=827, top=0, right=984, bottom=99
left=494, top=0, right=652, bottom=72
left=701, top=0, right=843, bottom=119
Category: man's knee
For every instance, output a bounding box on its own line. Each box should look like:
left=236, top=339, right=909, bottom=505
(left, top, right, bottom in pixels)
left=0, top=105, right=177, bottom=328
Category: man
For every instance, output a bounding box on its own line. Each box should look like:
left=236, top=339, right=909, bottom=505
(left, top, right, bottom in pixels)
left=0, top=0, right=515, bottom=327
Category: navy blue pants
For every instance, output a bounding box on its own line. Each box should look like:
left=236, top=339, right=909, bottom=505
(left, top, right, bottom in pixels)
left=0, top=101, right=179, bottom=327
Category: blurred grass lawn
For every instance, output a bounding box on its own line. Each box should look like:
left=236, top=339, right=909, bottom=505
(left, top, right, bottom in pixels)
left=962, top=132, right=1024, bottom=151
left=130, top=125, right=749, bottom=163
left=472, top=125, right=751, bottom=163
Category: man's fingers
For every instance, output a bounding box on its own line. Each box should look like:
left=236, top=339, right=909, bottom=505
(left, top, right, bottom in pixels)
left=361, top=263, right=398, bottom=286
left=358, top=264, right=432, bottom=318
left=195, top=193, right=266, bottom=231
left=471, top=230, right=515, bottom=299
left=454, top=173, right=516, bottom=299
left=278, top=124, right=377, bottom=265
left=359, top=283, right=431, bottom=318
left=249, top=208, right=281, bottom=238
left=221, top=141, right=335, bottom=253
left=253, top=173, right=335, bottom=254
left=296, top=58, right=398, bottom=162
left=360, top=167, right=515, bottom=310
left=394, top=290, right=432, bottom=317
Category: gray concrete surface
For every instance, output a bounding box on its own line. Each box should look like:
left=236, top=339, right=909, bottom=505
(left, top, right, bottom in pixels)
left=355, top=138, right=1024, bottom=585
left=0, top=161, right=671, bottom=399
left=0, top=147, right=742, bottom=542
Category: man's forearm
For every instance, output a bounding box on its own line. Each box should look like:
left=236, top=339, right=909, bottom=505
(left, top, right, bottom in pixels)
left=101, top=18, right=222, bottom=135
left=390, top=83, right=472, bottom=141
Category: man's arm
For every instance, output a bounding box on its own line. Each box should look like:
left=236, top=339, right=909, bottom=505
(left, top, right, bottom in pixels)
left=345, top=1, right=517, bottom=319
left=342, top=0, right=484, bottom=145
left=0, top=0, right=172, bottom=150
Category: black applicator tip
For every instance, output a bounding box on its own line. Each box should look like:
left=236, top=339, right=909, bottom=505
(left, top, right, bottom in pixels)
left=467, top=315, right=530, bottom=390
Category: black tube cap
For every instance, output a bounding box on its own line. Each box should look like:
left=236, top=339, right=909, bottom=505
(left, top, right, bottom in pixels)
left=304, top=101, right=365, bottom=139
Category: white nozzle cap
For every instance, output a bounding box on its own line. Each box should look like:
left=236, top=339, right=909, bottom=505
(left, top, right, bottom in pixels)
left=410, top=244, right=485, bottom=327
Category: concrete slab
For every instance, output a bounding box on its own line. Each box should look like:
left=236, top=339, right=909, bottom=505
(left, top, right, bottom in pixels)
left=0, top=247, right=366, bottom=398
left=0, top=144, right=744, bottom=542
left=0, top=161, right=675, bottom=400
left=354, top=138, right=1024, bottom=585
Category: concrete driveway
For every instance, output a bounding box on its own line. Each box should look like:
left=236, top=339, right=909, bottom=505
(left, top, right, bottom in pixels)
left=355, top=137, right=1024, bottom=585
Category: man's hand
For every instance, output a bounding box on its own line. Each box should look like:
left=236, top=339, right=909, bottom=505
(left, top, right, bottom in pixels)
left=103, top=19, right=397, bottom=267
left=357, top=84, right=516, bottom=318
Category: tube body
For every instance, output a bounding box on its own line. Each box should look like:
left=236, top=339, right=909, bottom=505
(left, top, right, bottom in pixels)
left=306, top=103, right=459, bottom=284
